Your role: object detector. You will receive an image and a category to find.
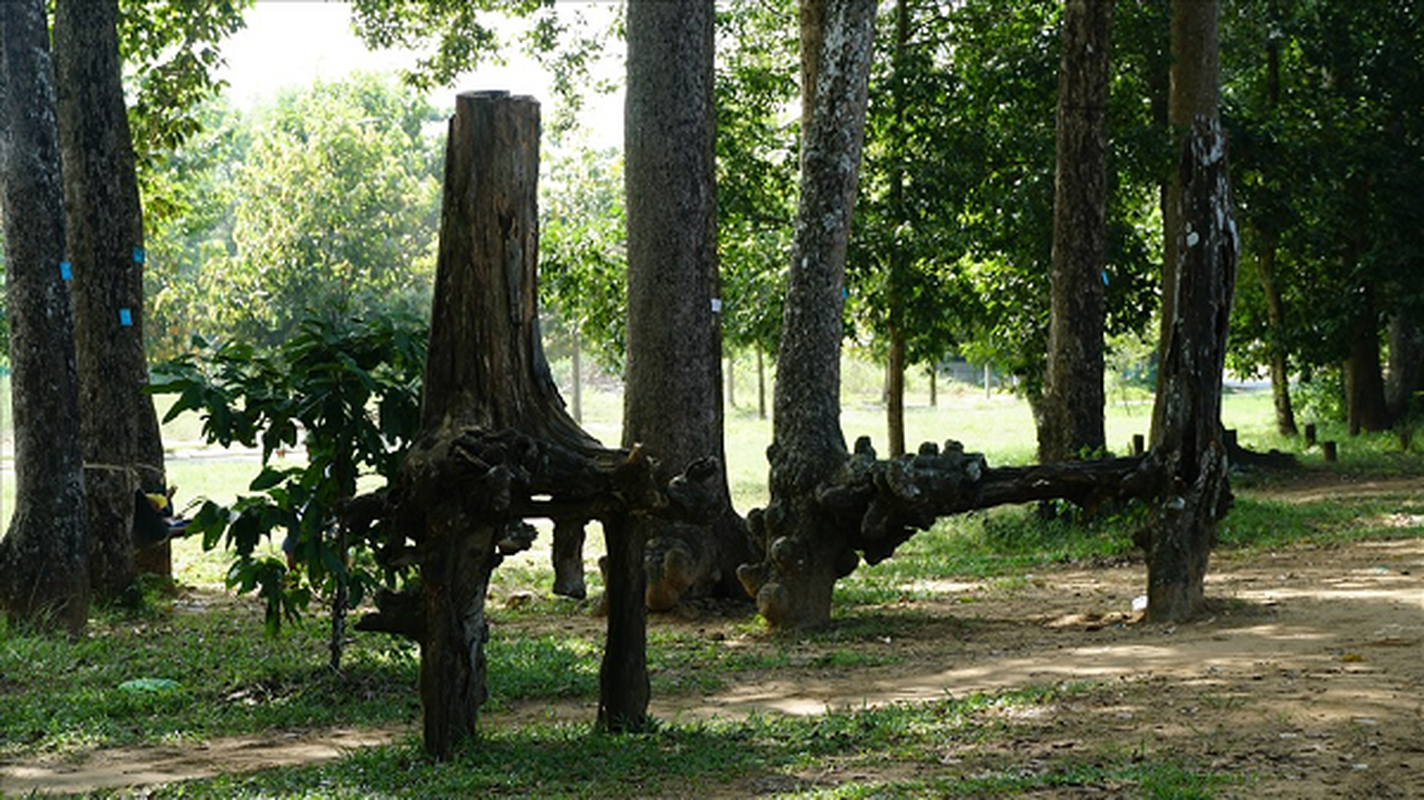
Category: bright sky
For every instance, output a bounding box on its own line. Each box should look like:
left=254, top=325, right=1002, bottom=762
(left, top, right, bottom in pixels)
left=216, top=2, right=623, bottom=147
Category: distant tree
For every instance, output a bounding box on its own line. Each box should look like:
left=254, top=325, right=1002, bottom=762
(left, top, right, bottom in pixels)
left=0, top=0, right=90, bottom=633
left=714, top=0, right=799, bottom=411
left=349, top=0, right=615, bottom=136
left=185, top=75, right=443, bottom=348
left=53, top=0, right=168, bottom=595
left=539, top=145, right=628, bottom=378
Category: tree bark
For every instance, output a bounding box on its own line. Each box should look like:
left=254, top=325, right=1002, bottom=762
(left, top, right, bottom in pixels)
left=372, top=92, right=708, bottom=754
left=1345, top=288, right=1390, bottom=434
left=1041, top=0, right=1112, bottom=464
left=1156, top=0, right=1219, bottom=370
left=407, top=92, right=594, bottom=758
left=52, top=0, right=168, bottom=597
left=1386, top=312, right=1424, bottom=422
left=737, top=0, right=877, bottom=631
left=1256, top=238, right=1298, bottom=436
left=624, top=0, right=752, bottom=614
left=0, top=0, right=90, bottom=634
left=1145, top=115, right=1237, bottom=623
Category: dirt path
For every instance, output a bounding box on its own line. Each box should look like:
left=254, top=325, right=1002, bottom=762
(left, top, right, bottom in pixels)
left=5, top=476, right=1422, bottom=797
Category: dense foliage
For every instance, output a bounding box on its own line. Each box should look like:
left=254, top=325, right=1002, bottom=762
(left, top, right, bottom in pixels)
left=143, top=74, right=444, bottom=358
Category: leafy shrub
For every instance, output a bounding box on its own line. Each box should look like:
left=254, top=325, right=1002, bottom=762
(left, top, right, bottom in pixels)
left=152, top=313, right=427, bottom=666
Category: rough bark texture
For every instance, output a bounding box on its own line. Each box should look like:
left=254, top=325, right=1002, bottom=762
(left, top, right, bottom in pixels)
left=1386, top=313, right=1424, bottom=422
left=356, top=93, right=720, bottom=753
left=407, top=92, right=578, bottom=757
left=52, top=0, right=168, bottom=596
left=1041, top=0, right=1112, bottom=464
left=737, top=0, right=877, bottom=631
left=1157, top=0, right=1220, bottom=365
left=623, top=0, right=752, bottom=613
left=0, top=0, right=90, bottom=634
left=1145, top=116, right=1238, bottom=623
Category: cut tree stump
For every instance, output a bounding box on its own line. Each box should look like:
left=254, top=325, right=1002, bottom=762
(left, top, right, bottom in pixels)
left=355, top=92, right=720, bottom=757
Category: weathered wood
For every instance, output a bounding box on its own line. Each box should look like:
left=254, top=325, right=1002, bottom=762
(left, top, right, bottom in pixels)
left=1144, top=114, right=1238, bottom=622
left=740, top=437, right=1160, bottom=619
left=397, top=91, right=567, bottom=760
left=363, top=92, right=725, bottom=753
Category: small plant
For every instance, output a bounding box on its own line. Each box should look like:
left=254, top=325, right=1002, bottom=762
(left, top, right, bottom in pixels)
left=152, top=313, right=427, bottom=669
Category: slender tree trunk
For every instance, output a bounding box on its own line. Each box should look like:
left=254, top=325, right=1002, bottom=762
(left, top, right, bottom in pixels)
left=1256, top=237, right=1298, bottom=436
left=757, top=347, right=767, bottom=420
left=738, top=0, right=877, bottom=631
left=1041, top=0, right=1112, bottom=464
left=624, top=0, right=752, bottom=620
left=53, top=0, right=167, bottom=597
left=571, top=331, right=583, bottom=424
left=1345, top=287, right=1390, bottom=434
left=727, top=354, right=738, bottom=408
left=1386, top=312, right=1424, bottom=421
left=886, top=322, right=906, bottom=457
left=883, top=0, right=910, bottom=460
left=0, top=0, right=90, bottom=634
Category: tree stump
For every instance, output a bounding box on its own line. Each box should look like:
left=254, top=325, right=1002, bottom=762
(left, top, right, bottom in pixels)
left=358, top=92, right=722, bottom=756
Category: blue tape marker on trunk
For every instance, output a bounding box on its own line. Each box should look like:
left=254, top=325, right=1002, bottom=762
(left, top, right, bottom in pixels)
left=133, top=247, right=146, bottom=264
left=60, top=261, right=72, bottom=280
left=119, top=308, right=133, bottom=327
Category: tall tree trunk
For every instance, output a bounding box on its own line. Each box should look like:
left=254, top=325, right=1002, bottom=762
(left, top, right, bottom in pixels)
left=52, top=0, right=167, bottom=597
left=1386, top=312, right=1424, bottom=421
left=1145, top=0, right=1234, bottom=623
left=1254, top=35, right=1297, bottom=437
left=0, top=0, right=90, bottom=634
left=1256, top=236, right=1298, bottom=436
left=1041, top=0, right=1112, bottom=463
left=624, top=0, right=752, bottom=618
left=1345, top=287, right=1390, bottom=434
left=737, top=0, right=877, bottom=631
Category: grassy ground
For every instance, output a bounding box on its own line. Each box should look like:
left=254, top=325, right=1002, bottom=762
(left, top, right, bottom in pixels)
left=2, top=365, right=1420, bottom=798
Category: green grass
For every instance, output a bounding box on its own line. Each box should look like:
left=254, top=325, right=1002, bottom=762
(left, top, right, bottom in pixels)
left=3, top=365, right=1420, bottom=797
left=0, top=601, right=421, bottom=757
left=91, top=684, right=1231, bottom=799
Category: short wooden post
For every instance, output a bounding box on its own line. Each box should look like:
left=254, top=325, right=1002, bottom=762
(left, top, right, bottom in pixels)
left=1132, top=433, right=1145, bottom=456
left=1323, top=440, right=1338, bottom=462
left=1304, top=422, right=1317, bottom=447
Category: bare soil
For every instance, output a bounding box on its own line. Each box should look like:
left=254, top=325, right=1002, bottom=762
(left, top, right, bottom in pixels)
left=4, top=475, right=1422, bottom=798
